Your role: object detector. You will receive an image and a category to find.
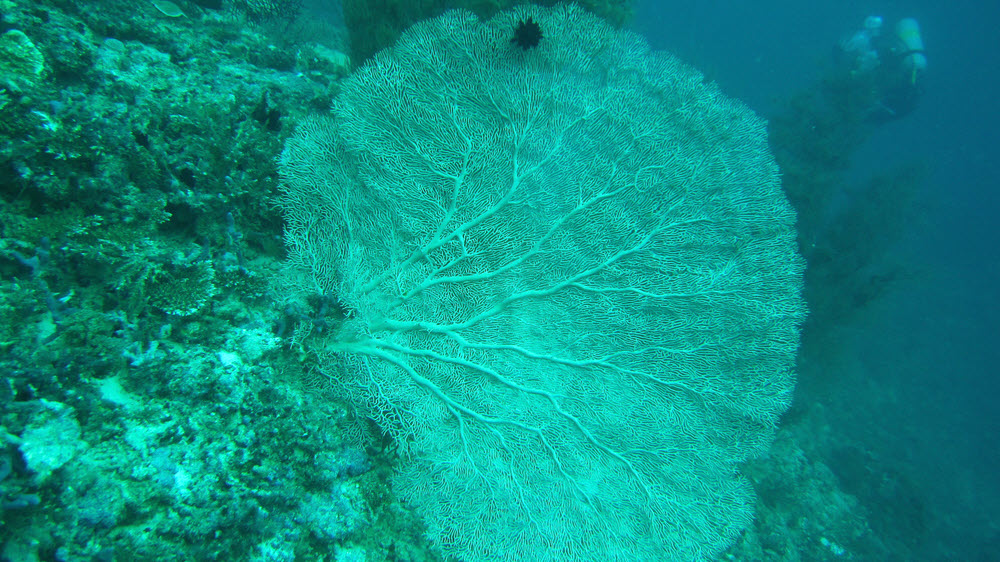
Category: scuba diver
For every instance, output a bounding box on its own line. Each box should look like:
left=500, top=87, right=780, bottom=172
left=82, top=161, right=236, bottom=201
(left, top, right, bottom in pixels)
left=836, top=16, right=927, bottom=122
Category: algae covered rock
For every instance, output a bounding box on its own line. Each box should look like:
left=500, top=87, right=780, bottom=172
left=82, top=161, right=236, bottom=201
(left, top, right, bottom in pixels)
left=0, top=30, right=46, bottom=85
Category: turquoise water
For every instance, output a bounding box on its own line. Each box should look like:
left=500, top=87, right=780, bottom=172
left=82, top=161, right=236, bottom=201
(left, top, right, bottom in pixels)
left=1, top=1, right=995, bottom=560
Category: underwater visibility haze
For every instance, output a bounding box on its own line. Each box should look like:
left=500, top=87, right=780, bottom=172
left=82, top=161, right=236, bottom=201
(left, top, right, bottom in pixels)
left=0, top=0, right=996, bottom=560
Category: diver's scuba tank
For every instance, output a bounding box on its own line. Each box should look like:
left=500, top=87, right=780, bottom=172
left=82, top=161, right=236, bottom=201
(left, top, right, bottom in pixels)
left=894, top=18, right=927, bottom=84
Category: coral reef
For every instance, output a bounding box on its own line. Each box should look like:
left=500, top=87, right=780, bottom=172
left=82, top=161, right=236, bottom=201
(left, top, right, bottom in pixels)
left=0, top=0, right=900, bottom=559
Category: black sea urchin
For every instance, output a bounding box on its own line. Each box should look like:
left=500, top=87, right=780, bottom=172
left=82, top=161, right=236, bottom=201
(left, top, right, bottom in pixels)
left=511, top=16, right=542, bottom=50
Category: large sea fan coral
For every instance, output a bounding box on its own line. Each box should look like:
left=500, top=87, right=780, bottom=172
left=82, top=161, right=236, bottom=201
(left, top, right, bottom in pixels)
left=279, top=5, right=806, bottom=560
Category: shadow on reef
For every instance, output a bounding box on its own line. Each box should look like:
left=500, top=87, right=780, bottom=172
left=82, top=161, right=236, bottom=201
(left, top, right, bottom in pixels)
left=769, top=63, right=925, bottom=334
left=755, top=24, right=937, bottom=562
left=829, top=446, right=928, bottom=554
